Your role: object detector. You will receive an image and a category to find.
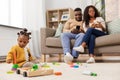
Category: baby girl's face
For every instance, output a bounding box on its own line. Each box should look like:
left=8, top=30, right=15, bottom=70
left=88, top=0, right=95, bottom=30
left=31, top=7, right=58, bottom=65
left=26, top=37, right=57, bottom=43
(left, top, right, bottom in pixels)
left=17, top=35, right=29, bottom=48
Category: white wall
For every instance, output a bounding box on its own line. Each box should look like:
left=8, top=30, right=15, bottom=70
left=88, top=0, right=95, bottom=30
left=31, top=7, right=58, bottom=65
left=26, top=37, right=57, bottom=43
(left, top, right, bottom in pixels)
left=10, top=0, right=23, bottom=27
left=0, top=26, right=22, bottom=56
left=23, top=0, right=46, bottom=29
left=105, top=0, right=120, bottom=21
left=22, top=0, right=46, bottom=58
left=45, top=0, right=120, bottom=22
left=0, top=0, right=9, bottom=25
left=0, top=0, right=23, bottom=27
left=45, top=0, right=92, bottom=13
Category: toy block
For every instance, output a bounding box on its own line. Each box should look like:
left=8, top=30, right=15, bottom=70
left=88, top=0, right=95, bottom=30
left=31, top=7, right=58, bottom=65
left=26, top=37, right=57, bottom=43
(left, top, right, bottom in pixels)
left=23, top=68, right=54, bottom=77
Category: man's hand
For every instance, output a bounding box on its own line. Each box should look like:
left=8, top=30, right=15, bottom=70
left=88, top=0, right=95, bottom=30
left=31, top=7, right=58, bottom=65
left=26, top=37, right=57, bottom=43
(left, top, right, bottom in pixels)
left=71, top=29, right=80, bottom=34
left=6, top=59, right=12, bottom=64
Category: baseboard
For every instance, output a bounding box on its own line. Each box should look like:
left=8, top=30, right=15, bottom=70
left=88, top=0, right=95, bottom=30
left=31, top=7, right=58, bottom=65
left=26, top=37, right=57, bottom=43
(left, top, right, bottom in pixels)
left=0, top=56, right=6, bottom=62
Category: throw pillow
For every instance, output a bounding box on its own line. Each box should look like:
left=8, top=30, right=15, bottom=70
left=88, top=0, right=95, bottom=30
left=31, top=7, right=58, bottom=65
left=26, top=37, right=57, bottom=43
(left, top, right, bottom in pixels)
left=107, top=18, right=120, bottom=34
left=54, top=23, right=63, bottom=37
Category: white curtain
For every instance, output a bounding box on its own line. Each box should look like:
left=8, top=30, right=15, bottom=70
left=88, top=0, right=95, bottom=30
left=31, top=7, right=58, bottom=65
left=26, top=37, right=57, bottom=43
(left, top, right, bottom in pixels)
left=23, top=0, right=46, bottom=58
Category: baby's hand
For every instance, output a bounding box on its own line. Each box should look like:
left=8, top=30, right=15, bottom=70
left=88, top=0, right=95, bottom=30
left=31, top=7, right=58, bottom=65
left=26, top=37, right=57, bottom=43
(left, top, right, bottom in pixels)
left=6, top=59, right=12, bottom=64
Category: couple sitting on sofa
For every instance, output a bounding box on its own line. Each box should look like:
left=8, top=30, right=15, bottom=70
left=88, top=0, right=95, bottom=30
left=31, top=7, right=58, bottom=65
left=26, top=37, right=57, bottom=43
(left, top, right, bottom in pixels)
left=61, top=5, right=106, bottom=64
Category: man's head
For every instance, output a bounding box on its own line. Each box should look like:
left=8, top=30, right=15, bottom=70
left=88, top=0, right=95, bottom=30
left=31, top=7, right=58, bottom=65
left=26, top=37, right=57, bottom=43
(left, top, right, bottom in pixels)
left=74, top=8, right=82, bottom=21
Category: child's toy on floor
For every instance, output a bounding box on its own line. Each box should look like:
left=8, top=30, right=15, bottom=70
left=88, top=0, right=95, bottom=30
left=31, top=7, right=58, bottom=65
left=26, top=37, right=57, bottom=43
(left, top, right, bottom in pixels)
left=32, top=64, right=38, bottom=70
left=70, top=65, right=79, bottom=68
left=52, top=62, right=60, bottom=66
left=7, top=71, right=14, bottom=74
left=16, top=67, right=31, bottom=74
left=82, top=70, right=97, bottom=76
left=16, top=64, right=54, bottom=77
left=12, top=64, right=19, bottom=71
left=7, top=64, right=19, bottom=74
left=76, top=62, right=82, bottom=66
left=54, top=72, right=62, bottom=76
left=41, top=63, right=50, bottom=68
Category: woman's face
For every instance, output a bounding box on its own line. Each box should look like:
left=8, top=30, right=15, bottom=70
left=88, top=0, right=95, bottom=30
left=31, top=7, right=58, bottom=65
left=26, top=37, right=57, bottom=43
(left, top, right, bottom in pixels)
left=88, top=7, right=95, bottom=18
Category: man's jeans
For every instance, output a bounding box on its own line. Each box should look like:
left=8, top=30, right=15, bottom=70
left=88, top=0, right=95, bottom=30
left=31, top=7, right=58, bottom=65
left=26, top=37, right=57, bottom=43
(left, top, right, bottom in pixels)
left=61, top=32, right=85, bottom=58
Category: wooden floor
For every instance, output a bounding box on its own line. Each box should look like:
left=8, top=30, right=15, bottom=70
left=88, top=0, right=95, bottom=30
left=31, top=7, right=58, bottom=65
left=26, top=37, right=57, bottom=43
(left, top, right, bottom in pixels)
left=40, top=54, right=120, bottom=63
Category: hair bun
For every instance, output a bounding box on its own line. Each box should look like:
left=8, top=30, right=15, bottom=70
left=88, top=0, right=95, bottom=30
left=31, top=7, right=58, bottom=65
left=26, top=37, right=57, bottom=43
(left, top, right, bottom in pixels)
left=23, top=28, right=27, bottom=32
left=17, top=28, right=31, bottom=39
left=20, top=31, right=24, bottom=35
left=28, top=32, right=31, bottom=35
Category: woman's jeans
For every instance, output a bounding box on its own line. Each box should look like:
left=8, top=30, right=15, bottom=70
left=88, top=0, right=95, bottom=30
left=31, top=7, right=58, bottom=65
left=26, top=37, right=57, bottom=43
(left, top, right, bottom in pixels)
left=61, top=32, right=85, bottom=58
left=82, top=28, right=106, bottom=54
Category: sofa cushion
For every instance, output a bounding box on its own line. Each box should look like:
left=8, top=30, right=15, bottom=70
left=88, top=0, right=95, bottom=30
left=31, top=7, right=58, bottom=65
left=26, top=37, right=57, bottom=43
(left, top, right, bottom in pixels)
left=46, top=37, right=75, bottom=48
left=54, top=23, right=63, bottom=38
left=107, top=18, right=120, bottom=34
left=95, top=34, right=120, bottom=47
left=46, top=37, right=62, bottom=47
left=46, top=33, right=120, bottom=48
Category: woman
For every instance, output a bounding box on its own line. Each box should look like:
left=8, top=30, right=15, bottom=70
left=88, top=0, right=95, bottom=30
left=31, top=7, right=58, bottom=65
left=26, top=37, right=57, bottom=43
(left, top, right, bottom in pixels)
left=73, top=5, right=106, bottom=63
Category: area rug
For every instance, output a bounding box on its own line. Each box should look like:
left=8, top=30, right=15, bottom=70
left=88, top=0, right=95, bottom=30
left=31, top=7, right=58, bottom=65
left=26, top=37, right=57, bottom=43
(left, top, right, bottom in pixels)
left=0, top=62, right=120, bottom=80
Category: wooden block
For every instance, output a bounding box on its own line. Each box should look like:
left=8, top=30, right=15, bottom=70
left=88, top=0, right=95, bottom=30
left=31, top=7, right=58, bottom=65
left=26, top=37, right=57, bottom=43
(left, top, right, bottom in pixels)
left=27, top=68, right=54, bottom=77
left=16, top=67, right=54, bottom=77
left=16, top=67, right=31, bottom=74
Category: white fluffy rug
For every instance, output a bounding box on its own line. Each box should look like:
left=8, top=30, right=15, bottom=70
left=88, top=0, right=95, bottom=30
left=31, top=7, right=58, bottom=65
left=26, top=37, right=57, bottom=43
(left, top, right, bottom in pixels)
left=0, top=62, right=120, bottom=80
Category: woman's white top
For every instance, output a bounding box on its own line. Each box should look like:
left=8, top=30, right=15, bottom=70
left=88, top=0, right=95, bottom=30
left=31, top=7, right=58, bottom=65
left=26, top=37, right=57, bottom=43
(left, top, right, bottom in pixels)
left=83, top=17, right=106, bottom=32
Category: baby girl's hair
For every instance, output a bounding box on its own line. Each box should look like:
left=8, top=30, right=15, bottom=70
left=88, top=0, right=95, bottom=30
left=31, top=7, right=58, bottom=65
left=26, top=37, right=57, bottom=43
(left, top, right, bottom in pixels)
left=17, top=28, right=31, bottom=39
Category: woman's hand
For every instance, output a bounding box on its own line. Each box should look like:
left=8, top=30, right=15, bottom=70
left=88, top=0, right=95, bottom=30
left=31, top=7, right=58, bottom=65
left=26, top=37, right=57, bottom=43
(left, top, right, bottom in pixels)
left=95, top=22, right=103, bottom=28
left=91, top=23, right=97, bottom=28
left=91, top=22, right=103, bottom=28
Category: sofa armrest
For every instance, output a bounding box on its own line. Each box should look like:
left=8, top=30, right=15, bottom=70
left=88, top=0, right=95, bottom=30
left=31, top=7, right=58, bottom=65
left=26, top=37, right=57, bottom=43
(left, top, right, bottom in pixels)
left=40, top=28, right=56, bottom=54
left=96, top=33, right=120, bottom=47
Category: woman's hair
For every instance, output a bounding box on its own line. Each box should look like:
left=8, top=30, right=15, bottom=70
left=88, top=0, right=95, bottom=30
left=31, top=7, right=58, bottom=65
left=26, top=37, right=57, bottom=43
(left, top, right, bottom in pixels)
left=17, top=28, right=31, bottom=39
left=83, top=5, right=100, bottom=27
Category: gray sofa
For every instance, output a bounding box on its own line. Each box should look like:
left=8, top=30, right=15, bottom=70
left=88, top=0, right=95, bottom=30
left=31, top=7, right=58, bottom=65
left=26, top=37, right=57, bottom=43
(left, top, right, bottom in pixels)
left=40, top=19, right=120, bottom=62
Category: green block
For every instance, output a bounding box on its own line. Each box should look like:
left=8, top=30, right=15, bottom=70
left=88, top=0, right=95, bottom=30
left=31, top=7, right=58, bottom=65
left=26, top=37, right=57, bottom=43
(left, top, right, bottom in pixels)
left=32, top=64, right=38, bottom=70
left=12, top=64, right=19, bottom=69
left=91, top=73, right=97, bottom=76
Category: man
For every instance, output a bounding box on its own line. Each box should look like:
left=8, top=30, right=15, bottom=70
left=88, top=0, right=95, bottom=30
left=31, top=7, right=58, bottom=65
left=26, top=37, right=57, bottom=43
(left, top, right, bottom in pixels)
left=61, top=8, right=85, bottom=64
